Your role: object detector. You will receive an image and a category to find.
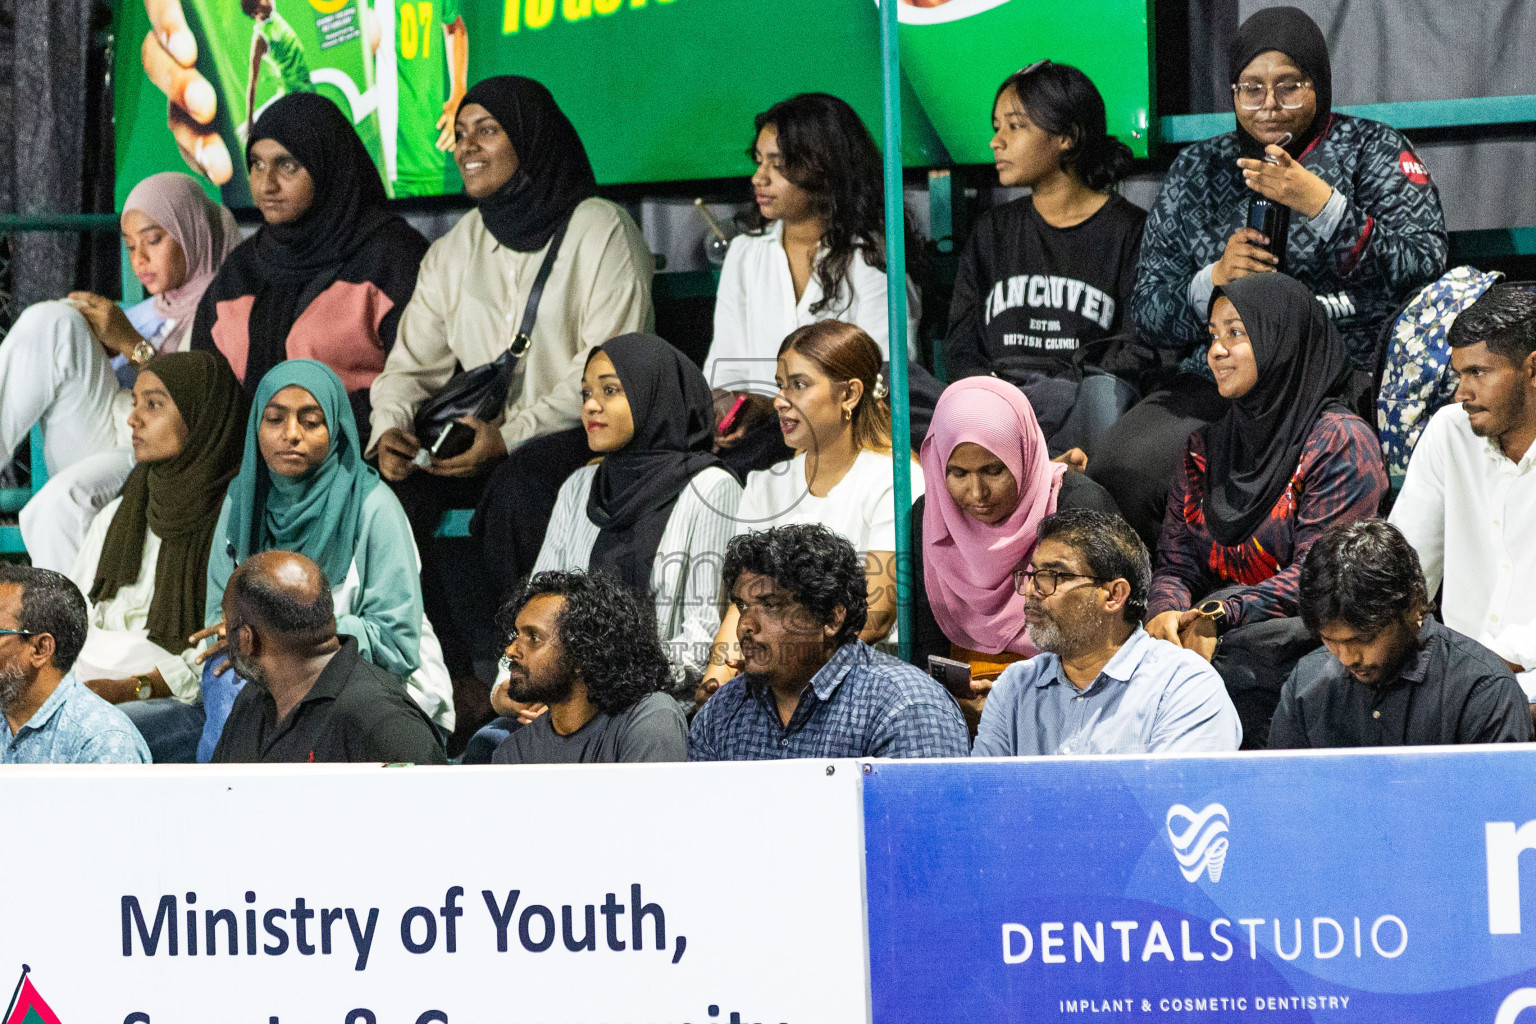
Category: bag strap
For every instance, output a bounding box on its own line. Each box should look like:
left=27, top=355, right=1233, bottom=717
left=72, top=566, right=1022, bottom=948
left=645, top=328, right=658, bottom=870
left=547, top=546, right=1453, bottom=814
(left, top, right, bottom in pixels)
left=473, top=217, right=572, bottom=420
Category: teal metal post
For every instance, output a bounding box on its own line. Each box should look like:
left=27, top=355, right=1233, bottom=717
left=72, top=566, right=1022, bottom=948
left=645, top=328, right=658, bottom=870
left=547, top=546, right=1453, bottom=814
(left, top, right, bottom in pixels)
left=878, top=0, right=915, bottom=662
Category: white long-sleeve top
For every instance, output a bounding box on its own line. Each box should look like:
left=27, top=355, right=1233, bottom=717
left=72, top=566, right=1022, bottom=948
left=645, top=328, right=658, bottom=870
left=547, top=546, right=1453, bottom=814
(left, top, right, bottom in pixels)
left=1389, top=402, right=1536, bottom=698
left=533, top=464, right=743, bottom=679
left=704, top=220, right=921, bottom=395
left=368, top=197, right=654, bottom=454
left=70, top=499, right=202, bottom=701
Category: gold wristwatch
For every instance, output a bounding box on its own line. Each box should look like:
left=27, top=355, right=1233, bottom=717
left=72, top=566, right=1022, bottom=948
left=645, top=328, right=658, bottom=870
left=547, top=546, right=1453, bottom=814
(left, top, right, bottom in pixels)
left=1197, top=599, right=1231, bottom=636
left=134, top=674, right=154, bottom=700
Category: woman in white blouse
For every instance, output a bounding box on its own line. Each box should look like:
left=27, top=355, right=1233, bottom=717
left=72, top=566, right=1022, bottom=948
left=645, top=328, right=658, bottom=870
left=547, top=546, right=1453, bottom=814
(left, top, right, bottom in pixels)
left=707, top=93, right=922, bottom=476
left=696, top=320, right=924, bottom=702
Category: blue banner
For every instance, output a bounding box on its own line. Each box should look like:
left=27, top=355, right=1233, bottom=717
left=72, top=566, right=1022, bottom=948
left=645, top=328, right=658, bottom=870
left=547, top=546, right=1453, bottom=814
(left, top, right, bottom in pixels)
left=863, top=749, right=1536, bottom=1022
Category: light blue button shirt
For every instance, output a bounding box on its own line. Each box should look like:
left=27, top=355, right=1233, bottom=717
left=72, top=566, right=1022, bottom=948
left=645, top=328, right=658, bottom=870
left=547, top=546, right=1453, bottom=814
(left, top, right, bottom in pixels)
left=973, top=627, right=1242, bottom=756
left=1, top=673, right=152, bottom=764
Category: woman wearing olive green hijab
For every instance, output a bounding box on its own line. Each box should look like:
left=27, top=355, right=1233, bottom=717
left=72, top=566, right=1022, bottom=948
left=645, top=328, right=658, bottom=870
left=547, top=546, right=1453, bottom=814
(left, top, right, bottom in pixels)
left=68, top=350, right=246, bottom=763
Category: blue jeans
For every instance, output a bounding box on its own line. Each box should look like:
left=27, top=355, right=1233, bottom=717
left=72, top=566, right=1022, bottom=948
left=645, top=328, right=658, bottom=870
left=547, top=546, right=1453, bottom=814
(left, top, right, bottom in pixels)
left=197, top=661, right=248, bottom=762
left=460, top=715, right=520, bottom=764
left=121, top=697, right=205, bottom=764
left=1051, top=373, right=1139, bottom=456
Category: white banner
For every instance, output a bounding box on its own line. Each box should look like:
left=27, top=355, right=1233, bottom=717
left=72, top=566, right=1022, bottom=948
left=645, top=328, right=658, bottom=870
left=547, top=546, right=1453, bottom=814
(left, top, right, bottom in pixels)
left=0, top=762, right=871, bottom=1023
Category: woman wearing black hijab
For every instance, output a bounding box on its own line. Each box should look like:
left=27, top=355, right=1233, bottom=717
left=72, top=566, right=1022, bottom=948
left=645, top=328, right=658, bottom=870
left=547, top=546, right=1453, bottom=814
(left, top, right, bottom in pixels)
left=458, top=333, right=741, bottom=762
left=367, top=75, right=655, bottom=685
left=189, top=92, right=429, bottom=436
left=1143, top=273, right=1388, bottom=746
left=1089, top=5, right=1446, bottom=548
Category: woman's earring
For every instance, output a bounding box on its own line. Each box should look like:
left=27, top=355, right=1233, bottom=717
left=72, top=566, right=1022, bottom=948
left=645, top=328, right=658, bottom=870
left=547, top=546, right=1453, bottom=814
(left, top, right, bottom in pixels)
left=844, top=407, right=852, bottom=422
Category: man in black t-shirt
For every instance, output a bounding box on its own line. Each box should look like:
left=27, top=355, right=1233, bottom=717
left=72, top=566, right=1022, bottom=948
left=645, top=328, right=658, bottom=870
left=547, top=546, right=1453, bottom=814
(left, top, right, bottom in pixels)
left=211, top=551, right=446, bottom=765
left=490, top=571, right=686, bottom=765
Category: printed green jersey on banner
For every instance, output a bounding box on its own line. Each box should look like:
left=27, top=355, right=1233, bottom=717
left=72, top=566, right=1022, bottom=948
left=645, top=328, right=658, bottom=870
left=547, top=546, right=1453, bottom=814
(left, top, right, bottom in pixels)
left=389, top=0, right=462, bottom=196
left=113, top=0, right=1153, bottom=207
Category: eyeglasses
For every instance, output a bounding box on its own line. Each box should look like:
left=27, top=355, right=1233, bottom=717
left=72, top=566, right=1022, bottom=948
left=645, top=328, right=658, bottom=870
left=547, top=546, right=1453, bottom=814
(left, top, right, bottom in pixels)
left=0, top=628, right=37, bottom=639
left=1012, top=569, right=1111, bottom=597
left=1232, top=79, right=1312, bottom=110
left=1016, top=58, right=1051, bottom=76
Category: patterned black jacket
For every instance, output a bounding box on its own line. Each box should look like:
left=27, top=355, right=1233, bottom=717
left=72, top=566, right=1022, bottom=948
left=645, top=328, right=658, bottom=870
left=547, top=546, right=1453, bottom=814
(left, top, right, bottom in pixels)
left=1132, top=113, right=1448, bottom=371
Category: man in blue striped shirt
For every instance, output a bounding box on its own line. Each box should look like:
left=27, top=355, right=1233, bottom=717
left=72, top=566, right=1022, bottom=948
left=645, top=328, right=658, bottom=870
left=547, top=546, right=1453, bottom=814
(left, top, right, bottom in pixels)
left=689, top=524, right=969, bottom=760
left=974, top=510, right=1241, bottom=756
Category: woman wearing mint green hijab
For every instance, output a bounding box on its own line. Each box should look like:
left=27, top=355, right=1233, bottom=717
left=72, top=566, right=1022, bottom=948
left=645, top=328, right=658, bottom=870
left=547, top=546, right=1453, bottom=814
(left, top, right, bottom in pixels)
left=197, top=360, right=454, bottom=759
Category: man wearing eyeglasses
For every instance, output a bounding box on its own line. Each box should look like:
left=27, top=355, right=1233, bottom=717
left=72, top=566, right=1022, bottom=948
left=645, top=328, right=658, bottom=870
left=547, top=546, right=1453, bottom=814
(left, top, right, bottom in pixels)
left=1, top=564, right=149, bottom=763
left=972, top=509, right=1241, bottom=756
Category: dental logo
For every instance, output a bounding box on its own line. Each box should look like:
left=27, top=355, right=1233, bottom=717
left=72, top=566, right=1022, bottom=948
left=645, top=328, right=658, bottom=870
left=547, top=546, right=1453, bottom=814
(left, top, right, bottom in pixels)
left=1167, top=803, right=1230, bottom=884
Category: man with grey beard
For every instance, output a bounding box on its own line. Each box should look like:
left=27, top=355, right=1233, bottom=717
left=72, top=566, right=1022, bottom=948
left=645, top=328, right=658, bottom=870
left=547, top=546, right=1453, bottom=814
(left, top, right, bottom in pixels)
left=1, top=564, right=149, bottom=763
left=973, top=509, right=1241, bottom=756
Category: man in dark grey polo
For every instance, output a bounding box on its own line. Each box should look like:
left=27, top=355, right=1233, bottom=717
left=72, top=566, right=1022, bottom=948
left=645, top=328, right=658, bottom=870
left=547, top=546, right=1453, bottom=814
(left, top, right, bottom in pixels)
left=1269, top=520, right=1532, bottom=748
left=490, top=570, right=686, bottom=765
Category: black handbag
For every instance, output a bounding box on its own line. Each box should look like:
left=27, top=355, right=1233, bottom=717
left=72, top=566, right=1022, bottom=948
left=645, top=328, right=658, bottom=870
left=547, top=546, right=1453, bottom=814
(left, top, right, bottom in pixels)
left=413, top=219, right=570, bottom=459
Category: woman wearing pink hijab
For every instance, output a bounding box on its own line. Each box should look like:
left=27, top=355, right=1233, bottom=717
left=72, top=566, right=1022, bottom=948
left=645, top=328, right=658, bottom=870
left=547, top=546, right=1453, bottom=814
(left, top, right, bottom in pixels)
left=911, top=377, right=1118, bottom=726
left=0, top=172, right=240, bottom=571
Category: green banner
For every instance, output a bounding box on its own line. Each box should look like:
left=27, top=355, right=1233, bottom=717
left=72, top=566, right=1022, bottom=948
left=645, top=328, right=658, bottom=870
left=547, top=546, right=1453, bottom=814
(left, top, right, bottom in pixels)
left=113, top=0, right=1151, bottom=208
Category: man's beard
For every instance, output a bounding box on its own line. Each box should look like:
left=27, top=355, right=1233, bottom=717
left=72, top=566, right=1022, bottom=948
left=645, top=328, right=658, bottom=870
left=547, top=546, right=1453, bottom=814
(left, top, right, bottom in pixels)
left=0, top=663, right=29, bottom=714
left=506, top=661, right=575, bottom=707
left=227, top=643, right=267, bottom=689
left=1026, top=601, right=1101, bottom=659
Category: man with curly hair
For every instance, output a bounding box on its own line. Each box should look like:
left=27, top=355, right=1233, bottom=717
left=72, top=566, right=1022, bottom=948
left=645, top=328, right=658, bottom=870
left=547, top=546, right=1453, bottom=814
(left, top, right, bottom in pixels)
left=490, top=570, right=686, bottom=764
left=689, top=524, right=969, bottom=760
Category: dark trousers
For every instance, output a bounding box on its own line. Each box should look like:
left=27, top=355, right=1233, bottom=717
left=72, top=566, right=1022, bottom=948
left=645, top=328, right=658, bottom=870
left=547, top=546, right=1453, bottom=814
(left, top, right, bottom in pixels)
left=472, top=426, right=597, bottom=603
left=1212, top=615, right=1319, bottom=750
left=389, top=468, right=497, bottom=680
left=388, top=426, right=594, bottom=679
left=1087, top=374, right=1229, bottom=550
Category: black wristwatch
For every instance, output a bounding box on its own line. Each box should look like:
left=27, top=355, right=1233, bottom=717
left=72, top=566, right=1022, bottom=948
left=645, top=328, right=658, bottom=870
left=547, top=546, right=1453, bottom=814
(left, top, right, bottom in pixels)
left=1197, top=599, right=1232, bottom=636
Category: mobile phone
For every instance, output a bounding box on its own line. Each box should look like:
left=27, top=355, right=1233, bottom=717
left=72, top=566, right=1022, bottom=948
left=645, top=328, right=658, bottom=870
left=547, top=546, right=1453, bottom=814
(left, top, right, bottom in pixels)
left=717, top=394, right=749, bottom=436
left=928, top=655, right=974, bottom=699
left=429, top=420, right=477, bottom=461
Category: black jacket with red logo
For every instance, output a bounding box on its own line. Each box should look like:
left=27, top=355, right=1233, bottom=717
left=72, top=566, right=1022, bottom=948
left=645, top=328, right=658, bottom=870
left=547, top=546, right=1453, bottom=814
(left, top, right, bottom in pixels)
left=1133, top=113, right=1448, bottom=371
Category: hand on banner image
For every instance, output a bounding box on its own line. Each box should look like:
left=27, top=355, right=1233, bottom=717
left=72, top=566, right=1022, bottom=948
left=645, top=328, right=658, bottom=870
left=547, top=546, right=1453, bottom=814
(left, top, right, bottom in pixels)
left=489, top=678, right=548, bottom=724
left=425, top=415, right=507, bottom=478
left=1237, top=144, right=1334, bottom=219
left=190, top=619, right=229, bottom=671
left=437, top=89, right=466, bottom=151
left=1145, top=608, right=1219, bottom=662
left=141, top=0, right=233, bottom=185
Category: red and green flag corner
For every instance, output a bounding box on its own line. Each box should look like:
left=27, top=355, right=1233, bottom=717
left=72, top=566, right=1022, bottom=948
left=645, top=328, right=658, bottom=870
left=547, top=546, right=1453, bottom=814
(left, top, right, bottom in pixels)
left=4, top=969, right=63, bottom=1024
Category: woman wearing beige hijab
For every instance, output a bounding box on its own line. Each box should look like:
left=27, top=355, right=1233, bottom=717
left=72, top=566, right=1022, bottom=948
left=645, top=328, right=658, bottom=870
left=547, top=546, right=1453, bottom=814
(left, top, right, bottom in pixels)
left=0, top=172, right=240, bottom=572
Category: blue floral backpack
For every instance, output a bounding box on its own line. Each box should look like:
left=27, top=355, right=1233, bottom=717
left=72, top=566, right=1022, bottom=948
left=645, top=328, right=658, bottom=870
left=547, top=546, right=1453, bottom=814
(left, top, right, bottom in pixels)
left=1376, top=266, right=1503, bottom=487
